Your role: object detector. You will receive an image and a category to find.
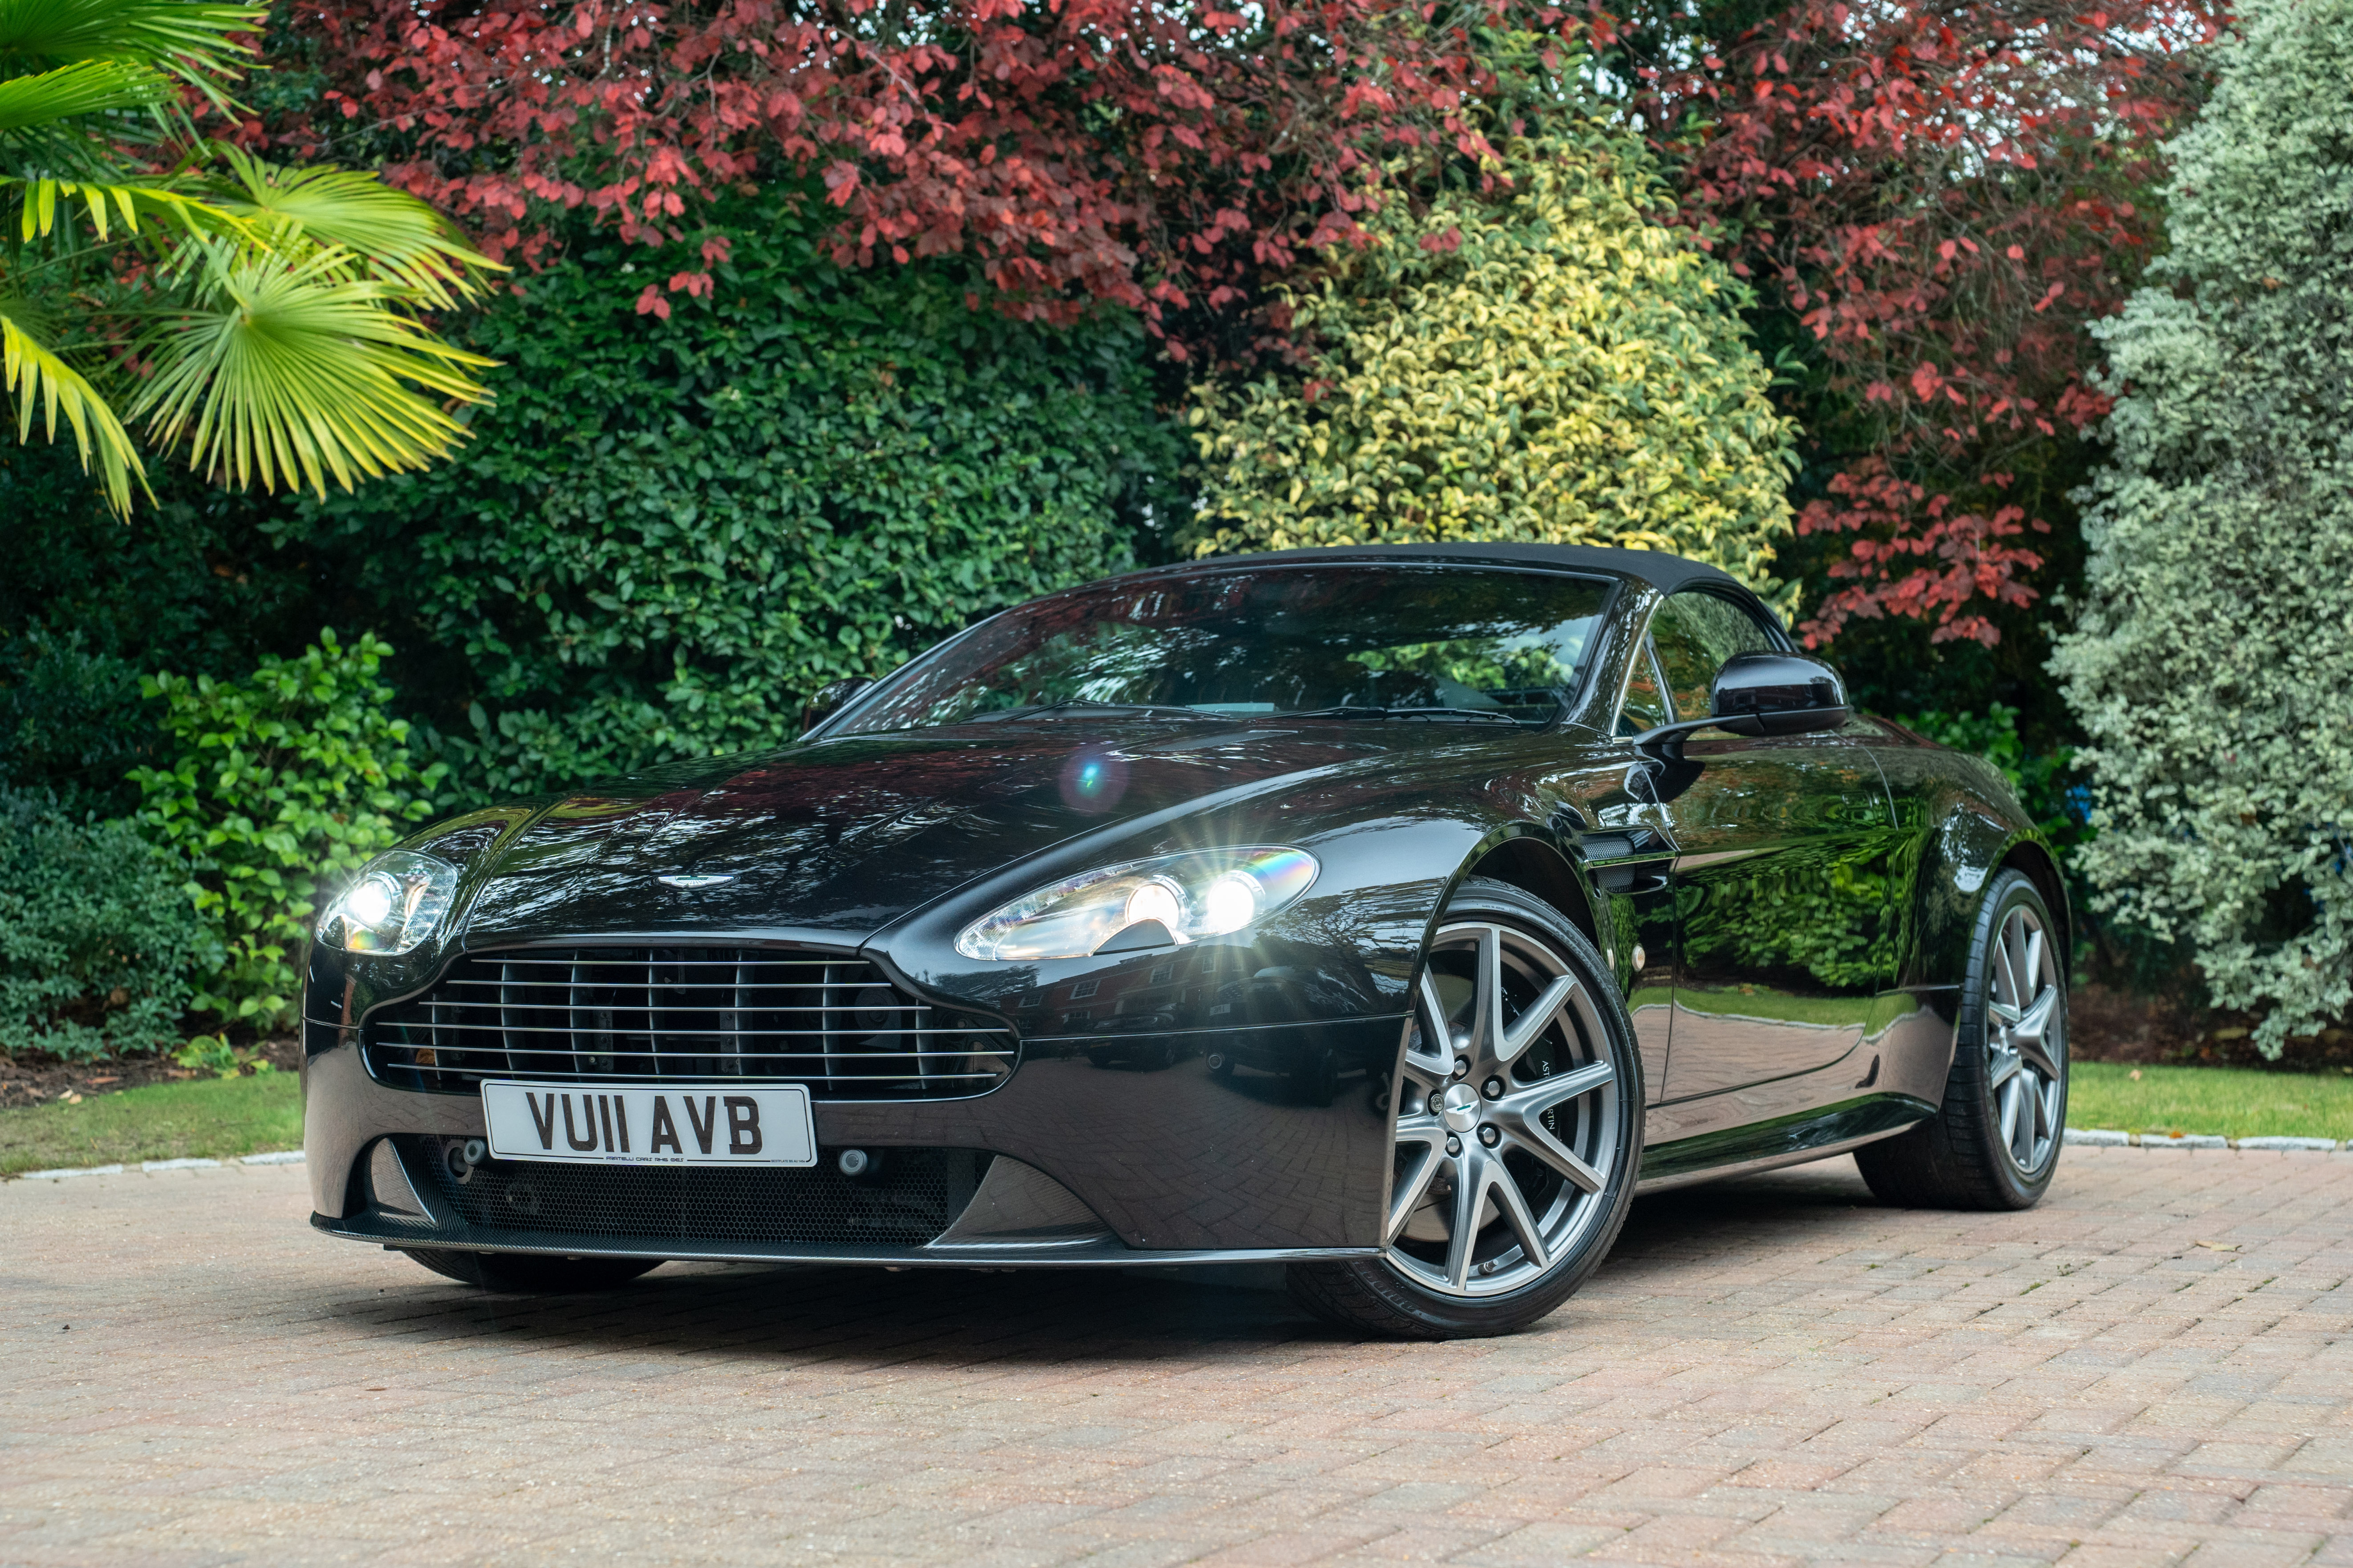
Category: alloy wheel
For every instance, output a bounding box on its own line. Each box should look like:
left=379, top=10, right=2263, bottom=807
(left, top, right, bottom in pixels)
left=1987, top=903, right=2065, bottom=1175
left=1384, top=921, right=1624, bottom=1297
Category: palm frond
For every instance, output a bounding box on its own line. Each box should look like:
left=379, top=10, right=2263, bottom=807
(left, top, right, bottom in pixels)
left=5, top=172, right=230, bottom=242
left=0, top=55, right=161, bottom=132
left=206, top=148, right=502, bottom=306
left=1, top=295, right=149, bottom=512
left=0, top=0, right=265, bottom=117
left=130, top=238, right=497, bottom=498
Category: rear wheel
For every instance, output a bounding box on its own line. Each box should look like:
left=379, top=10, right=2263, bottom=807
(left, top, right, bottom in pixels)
left=401, top=1248, right=662, bottom=1292
left=1855, top=868, right=2068, bottom=1210
left=1288, top=880, right=1641, bottom=1339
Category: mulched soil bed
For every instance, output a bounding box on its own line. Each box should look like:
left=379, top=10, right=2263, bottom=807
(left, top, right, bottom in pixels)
left=2070, top=984, right=2353, bottom=1071
left=0, top=1037, right=302, bottom=1110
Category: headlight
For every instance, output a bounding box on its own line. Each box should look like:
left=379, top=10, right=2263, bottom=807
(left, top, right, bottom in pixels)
left=956, top=848, right=1319, bottom=961
left=317, top=851, right=459, bottom=955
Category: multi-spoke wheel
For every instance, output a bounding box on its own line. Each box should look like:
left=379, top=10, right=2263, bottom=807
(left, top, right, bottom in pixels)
left=1288, top=880, right=1641, bottom=1338
left=1987, top=901, right=2065, bottom=1174
left=1856, top=868, right=2069, bottom=1210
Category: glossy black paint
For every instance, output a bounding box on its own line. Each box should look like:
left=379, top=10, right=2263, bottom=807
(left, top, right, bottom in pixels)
left=302, top=543, right=2061, bottom=1263
left=1711, top=651, right=1850, bottom=733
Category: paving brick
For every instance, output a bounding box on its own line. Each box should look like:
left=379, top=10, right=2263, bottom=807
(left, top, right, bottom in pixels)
left=2, top=1148, right=2349, bottom=1565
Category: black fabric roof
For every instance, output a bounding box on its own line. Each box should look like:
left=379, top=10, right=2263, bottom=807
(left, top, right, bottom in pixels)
left=1164, top=542, right=1747, bottom=596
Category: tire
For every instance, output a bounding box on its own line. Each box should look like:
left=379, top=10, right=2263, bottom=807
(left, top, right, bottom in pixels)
left=401, top=1248, right=662, bottom=1292
left=1287, top=879, right=1643, bottom=1339
left=1855, top=868, right=2069, bottom=1210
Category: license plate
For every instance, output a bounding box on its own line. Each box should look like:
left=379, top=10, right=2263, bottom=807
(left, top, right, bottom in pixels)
left=481, top=1082, right=816, bottom=1168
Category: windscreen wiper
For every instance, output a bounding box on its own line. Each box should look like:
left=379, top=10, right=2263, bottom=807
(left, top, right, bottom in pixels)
left=964, top=700, right=1226, bottom=723
left=1282, top=705, right=1525, bottom=724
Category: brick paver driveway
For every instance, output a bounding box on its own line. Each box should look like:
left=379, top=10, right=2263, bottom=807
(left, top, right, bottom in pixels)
left=4, top=1147, right=2349, bottom=1567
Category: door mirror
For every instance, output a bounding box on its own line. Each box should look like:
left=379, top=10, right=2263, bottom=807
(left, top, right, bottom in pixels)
left=1709, top=651, right=1849, bottom=737
left=800, top=677, right=872, bottom=736
left=1629, top=650, right=1848, bottom=761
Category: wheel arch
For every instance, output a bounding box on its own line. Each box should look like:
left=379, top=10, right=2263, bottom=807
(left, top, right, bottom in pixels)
left=1461, top=830, right=1604, bottom=955
left=1997, top=838, right=2072, bottom=964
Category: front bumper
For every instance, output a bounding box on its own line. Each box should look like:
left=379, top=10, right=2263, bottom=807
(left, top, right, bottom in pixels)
left=304, top=1013, right=1407, bottom=1263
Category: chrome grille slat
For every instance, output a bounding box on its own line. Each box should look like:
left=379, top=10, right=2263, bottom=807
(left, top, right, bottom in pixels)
left=409, top=993, right=913, bottom=1008
left=362, top=947, right=1018, bottom=1100
left=456, top=955, right=840, bottom=964
left=404, top=1015, right=1001, bottom=1039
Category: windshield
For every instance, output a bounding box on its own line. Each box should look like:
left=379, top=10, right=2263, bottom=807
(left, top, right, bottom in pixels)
left=842, top=566, right=1614, bottom=732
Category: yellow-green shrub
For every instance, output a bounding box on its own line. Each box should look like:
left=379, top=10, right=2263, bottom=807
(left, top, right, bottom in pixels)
left=1181, top=128, right=1798, bottom=594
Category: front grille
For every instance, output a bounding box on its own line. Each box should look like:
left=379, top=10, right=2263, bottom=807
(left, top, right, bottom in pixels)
left=362, top=947, right=1017, bottom=1099
left=401, top=1135, right=976, bottom=1246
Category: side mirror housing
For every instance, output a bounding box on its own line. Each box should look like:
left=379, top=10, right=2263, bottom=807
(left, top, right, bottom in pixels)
left=1709, top=651, right=1849, bottom=737
left=1630, top=650, right=1849, bottom=760
left=800, top=677, right=872, bottom=737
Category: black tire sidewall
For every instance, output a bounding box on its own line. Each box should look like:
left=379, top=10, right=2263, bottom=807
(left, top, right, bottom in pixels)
left=1952, top=869, right=2070, bottom=1206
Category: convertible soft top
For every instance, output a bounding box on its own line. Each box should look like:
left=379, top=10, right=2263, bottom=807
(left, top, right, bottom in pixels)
left=1168, top=542, right=1751, bottom=596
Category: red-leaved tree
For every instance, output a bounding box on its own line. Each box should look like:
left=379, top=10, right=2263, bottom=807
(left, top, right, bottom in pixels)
left=1613, top=0, right=2221, bottom=645
left=251, top=0, right=1557, bottom=351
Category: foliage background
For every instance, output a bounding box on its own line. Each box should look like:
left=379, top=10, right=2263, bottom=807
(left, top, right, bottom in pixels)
left=4, top=0, right=2341, bottom=1062
left=289, top=195, right=1186, bottom=801
left=0, top=441, right=317, bottom=820
left=128, top=631, right=445, bottom=1029
left=0, top=793, right=218, bottom=1061
left=2052, top=0, right=2353, bottom=1055
left=1183, top=126, right=1796, bottom=596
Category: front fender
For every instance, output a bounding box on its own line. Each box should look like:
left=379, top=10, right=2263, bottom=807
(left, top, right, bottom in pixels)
left=1874, top=741, right=2062, bottom=996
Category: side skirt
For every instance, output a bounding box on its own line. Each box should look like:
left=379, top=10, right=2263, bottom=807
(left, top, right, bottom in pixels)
left=1634, top=1092, right=1934, bottom=1194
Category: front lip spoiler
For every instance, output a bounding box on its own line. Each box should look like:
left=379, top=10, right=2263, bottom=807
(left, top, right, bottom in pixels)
left=313, top=1210, right=1376, bottom=1270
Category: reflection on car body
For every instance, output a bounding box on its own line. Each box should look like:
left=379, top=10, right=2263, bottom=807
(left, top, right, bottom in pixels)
left=301, top=544, right=2071, bottom=1337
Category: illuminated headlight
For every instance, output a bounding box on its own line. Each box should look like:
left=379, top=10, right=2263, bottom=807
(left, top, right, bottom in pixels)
left=317, top=851, right=459, bottom=955
left=955, top=848, right=1319, bottom=961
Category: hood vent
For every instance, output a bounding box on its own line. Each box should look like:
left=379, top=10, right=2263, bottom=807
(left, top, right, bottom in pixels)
left=363, top=947, right=1016, bottom=1099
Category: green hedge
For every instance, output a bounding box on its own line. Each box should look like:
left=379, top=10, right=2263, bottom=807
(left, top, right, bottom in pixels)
left=130, top=630, right=444, bottom=1029
left=0, top=792, right=215, bottom=1060
left=0, top=441, right=316, bottom=819
left=290, top=193, right=1187, bottom=802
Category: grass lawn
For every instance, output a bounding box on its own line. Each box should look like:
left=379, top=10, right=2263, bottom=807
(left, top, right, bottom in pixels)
left=2069, top=1062, right=2353, bottom=1141
left=0, top=1072, right=302, bottom=1177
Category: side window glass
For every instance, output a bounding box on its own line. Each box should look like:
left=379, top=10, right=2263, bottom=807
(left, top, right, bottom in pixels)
left=1650, top=592, right=1778, bottom=722
left=1615, top=637, right=1671, bottom=737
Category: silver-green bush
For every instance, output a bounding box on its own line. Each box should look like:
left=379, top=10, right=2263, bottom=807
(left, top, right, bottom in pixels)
left=2051, top=0, right=2353, bottom=1053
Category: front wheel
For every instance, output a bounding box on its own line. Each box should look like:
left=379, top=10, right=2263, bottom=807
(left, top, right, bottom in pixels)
left=1287, top=880, right=1643, bottom=1339
left=1855, top=867, right=2069, bottom=1210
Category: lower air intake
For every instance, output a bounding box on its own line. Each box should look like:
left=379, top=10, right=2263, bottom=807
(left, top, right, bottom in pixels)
left=401, top=1136, right=979, bottom=1247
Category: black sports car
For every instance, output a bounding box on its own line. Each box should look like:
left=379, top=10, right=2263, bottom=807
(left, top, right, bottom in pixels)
left=303, top=544, right=2070, bottom=1338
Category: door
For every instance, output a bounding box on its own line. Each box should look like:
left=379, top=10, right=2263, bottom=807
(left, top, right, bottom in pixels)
left=1549, top=635, right=1678, bottom=1103
left=1641, top=591, right=1900, bottom=1103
